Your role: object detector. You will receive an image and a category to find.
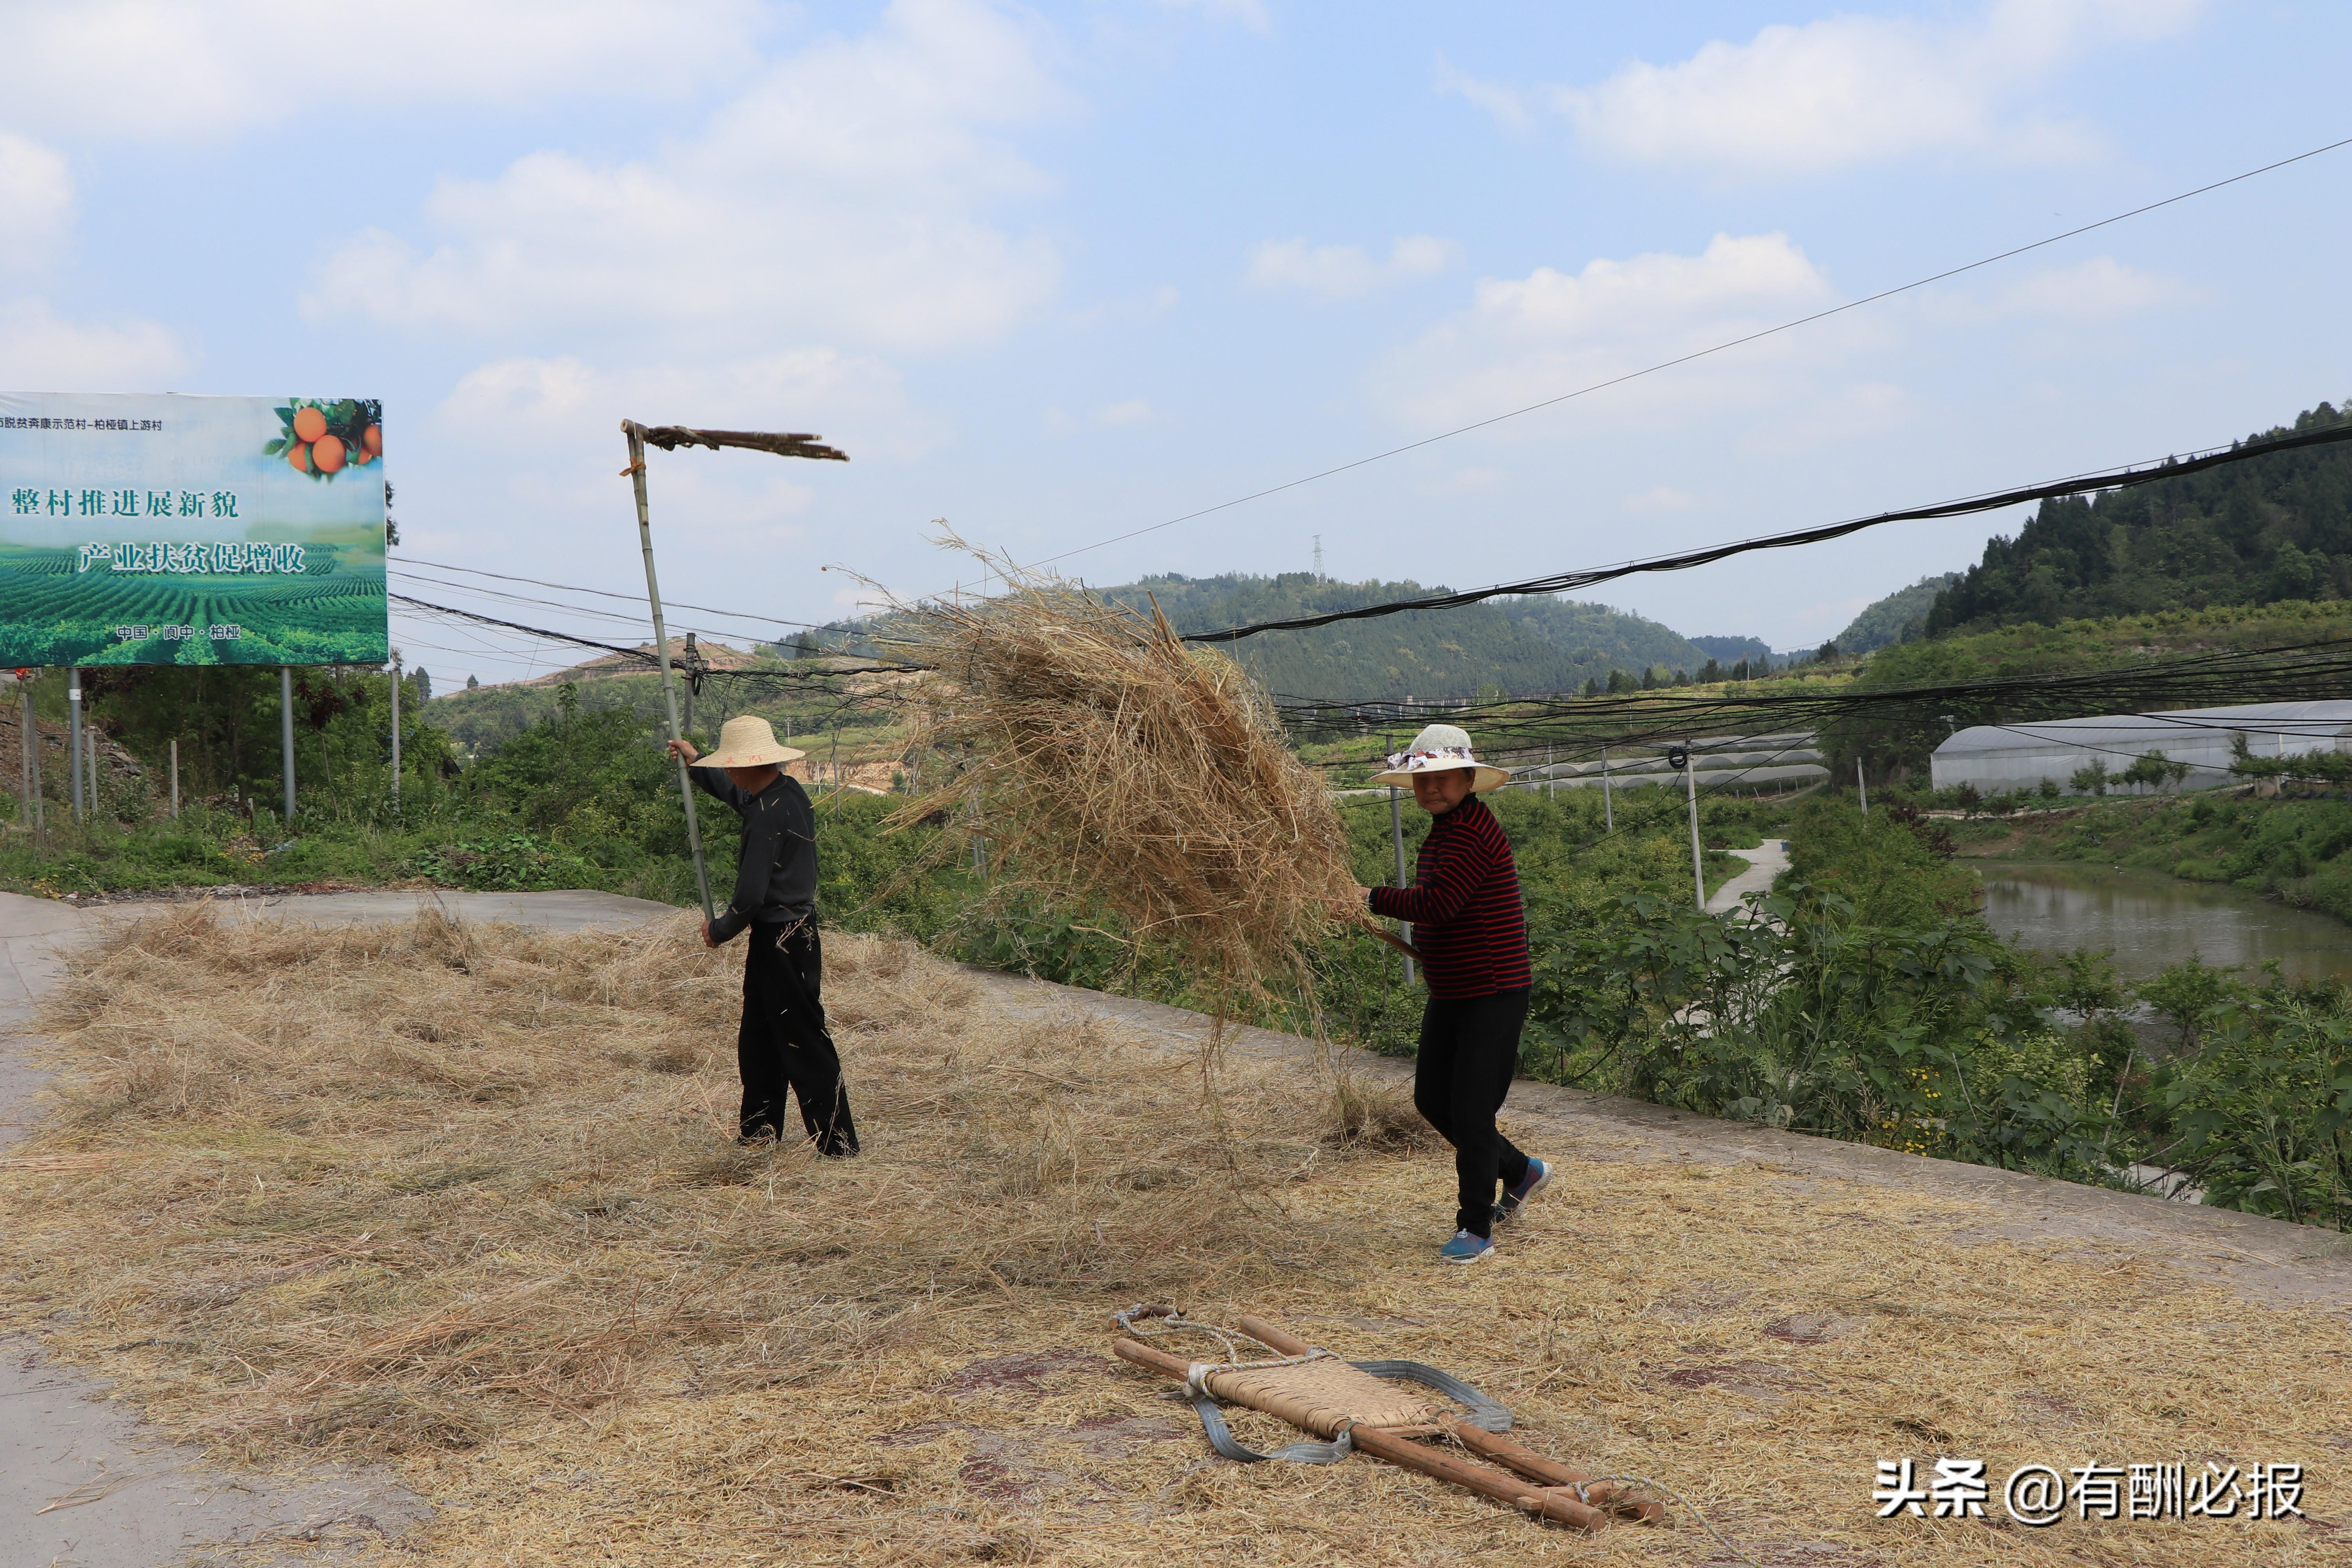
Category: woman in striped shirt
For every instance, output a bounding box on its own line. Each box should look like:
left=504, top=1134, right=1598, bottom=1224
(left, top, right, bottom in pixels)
left=1336, top=724, right=1548, bottom=1264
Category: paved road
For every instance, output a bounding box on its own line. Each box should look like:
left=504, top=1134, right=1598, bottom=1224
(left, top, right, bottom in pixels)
left=1705, top=837, right=1790, bottom=915
left=0, top=890, right=673, bottom=1568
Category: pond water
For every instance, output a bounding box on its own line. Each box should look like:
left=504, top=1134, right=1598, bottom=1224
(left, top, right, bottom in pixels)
left=1977, top=861, right=2352, bottom=985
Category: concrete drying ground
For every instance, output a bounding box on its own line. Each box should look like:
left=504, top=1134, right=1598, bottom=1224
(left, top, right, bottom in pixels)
left=3, top=886, right=2349, bottom=1566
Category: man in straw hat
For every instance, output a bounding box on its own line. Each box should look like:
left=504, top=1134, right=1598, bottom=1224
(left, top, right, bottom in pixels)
left=669, top=716, right=858, bottom=1156
left=1333, top=724, right=1547, bottom=1263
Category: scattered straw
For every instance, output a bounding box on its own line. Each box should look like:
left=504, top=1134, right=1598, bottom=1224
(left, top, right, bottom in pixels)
left=885, top=543, right=1356, bottom=1014
left=1, top=907, right=2347, bottom=1566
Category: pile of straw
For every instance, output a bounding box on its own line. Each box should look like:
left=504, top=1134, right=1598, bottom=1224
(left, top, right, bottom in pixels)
left=888, top=557, right=1356, bottom=1004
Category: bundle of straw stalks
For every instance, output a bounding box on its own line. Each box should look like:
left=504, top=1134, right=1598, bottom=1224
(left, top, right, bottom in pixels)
left=887, top=550, right=1357, bottom=1012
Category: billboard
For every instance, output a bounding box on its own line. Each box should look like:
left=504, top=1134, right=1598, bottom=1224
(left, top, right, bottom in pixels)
left=0, top=392, right=389, bottom=666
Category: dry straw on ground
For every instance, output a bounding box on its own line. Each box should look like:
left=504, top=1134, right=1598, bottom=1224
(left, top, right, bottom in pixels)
left=886, top=548, right=1357, bottom=1011
left=2, top=907, right=2348, bottom=1567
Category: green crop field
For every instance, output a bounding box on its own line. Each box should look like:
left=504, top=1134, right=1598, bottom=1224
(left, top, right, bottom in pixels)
left=0, top=544, right=387, bottom=667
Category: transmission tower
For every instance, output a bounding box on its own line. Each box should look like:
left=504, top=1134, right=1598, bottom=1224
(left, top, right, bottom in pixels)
left=1312, top=534, right=1323, bottom=581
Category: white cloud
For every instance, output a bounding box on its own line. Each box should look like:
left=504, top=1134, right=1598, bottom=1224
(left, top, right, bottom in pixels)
left=305, top=0, right=1065, bottom=354
left=1155, top=0, right=1270, bottom=31
left=1247, top=234, right=1461, bottom=301
left=0, top=0, right=760, bottom=140
left=1374, top=232, right=1837, bottom=429
left=416, top=346, right=931, bottom=558
left=1984, top=256, right=2196, bottom=321
left=1067, top=285, right=1181, bottom=330
left=0, top=299, right=191, bottom=390
left=1095, top=398, right=1154, bottom=427
left=0, top=136, right=73, bottom=276
left=1434, top=54, right=1530, bottom=132
left=1541, top=0, right=2204, bottom=175
left=441, top=347, right=936, bottom=468
left=1623, top=485, right=1696, bottom=515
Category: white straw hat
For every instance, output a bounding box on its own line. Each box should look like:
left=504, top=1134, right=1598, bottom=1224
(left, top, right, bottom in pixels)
left=1370, top=723, right=1509, bottom=792
left=692, top=715, right=806, bottom=769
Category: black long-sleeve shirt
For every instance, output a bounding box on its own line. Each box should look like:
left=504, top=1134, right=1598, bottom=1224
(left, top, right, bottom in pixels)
left=693, top=770, right=818, bottom=944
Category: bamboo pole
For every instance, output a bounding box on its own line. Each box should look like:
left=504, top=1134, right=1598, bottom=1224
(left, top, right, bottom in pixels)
left=621, top=421, right=715, bottom=922
left=1231, top=1314, right=1658, bottom=1522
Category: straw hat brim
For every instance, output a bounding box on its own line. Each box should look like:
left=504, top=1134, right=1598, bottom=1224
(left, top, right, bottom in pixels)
left=1370, top=761, right=1510, bottom=792
left=693, top=743, right=807, bottom=769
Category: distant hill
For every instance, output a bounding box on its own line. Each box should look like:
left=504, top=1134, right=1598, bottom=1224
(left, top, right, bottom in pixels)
left=1688, top=634, right=1777, bottom=668
left=1837, top=573, right=1962, bottom=654
left=1093, top=573, right=1753, bottom=701
left=1927, top=398, right=2352, bottom=635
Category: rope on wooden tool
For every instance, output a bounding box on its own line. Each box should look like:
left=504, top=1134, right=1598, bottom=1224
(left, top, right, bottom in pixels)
left=1112, top=1305, right=1510, bottom=1465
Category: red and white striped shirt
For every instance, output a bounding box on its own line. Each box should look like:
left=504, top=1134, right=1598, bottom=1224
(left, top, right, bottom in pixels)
left=1368, top=794, right=1531, bottom=999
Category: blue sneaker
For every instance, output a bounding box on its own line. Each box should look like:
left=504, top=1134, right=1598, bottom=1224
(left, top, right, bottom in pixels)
left=1439, top=1229, right=1495, bottom=1264
left=1495, top=1157, right=1552, bottom=1225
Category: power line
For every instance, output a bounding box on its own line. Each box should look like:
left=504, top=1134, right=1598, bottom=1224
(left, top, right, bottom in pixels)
left=1183, top=418, right=2352, bottom=643
left=921, top=132, right=2352, bottom=587
left=392, top=554, right=832, bottom=632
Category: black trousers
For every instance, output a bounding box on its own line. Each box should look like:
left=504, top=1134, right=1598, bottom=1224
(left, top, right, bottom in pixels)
left=1414, top=987, right=1532, bottom=1237
left=737, top=922, right=858, bottom=1155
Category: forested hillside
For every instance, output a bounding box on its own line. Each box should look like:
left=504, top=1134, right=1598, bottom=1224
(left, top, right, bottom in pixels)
left=1927, top=399, right=2352, bottom=634
left=1837, top=573, right=1960, bottom=653
left=1099, top=573, right=1745, bottom=700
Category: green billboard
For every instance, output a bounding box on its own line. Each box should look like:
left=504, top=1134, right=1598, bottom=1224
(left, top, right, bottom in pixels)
left=0, top=392, right=389, bottom=666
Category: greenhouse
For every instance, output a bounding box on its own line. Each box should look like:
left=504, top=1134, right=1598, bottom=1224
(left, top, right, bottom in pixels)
left=1928, top=701, right=2352, bottom=795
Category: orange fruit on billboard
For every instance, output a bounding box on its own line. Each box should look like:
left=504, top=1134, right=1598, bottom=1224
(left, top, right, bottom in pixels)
left=313, top=434, right=346, bottom=474
left=363, top=424, right=382, bottom=457
left=292, top=407, right=327, bottom=443
left=289, top=441, right=311, bottom=472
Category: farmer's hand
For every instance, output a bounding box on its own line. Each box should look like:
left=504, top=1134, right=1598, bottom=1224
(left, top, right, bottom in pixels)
left=668, top=737, right=701, bottom=764
left=701, top=920, right=718, bottom=949
left=1326, top=886, right=1372, bottom=920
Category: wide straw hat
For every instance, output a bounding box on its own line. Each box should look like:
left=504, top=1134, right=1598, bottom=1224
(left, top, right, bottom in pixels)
left=1370, top=723, right=1510, bottom=792
left=692, top=715, right=806, bottom=769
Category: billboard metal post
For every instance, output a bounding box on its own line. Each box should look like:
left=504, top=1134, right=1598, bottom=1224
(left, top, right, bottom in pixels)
left=169, top=739, right=179, bottom=818
left=16, top=682, right=31, bottom=831
left=22, top=682, right=40, bottom=834
left=389, top=653, right=401, bottom=806
left=67, top=669, right=82, bottom=824
left=280, top=667, right=296, bottom=823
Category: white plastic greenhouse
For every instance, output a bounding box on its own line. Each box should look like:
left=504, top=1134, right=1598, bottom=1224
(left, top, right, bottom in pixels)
left=1929, top=701, right=2352, bottom=795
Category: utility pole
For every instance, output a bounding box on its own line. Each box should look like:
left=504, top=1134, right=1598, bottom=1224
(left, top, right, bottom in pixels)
left=1388, top=784, right=1414, bottom=986
left=279, top=666, right=296, bottom=823
left=1601, top=746, right=1613, bottom=832
left=1681, top=741, right=1705, bottom=911
left=1857, top=755, right=1867, bottom=818
left=67, top=669, right=82, bottom=824
left=169, top=739, right=179, bottom=818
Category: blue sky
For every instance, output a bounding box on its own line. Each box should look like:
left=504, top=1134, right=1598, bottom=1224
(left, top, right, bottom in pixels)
left=2, top=0, right=2347, bottom=688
